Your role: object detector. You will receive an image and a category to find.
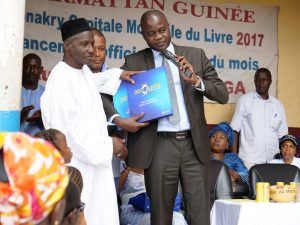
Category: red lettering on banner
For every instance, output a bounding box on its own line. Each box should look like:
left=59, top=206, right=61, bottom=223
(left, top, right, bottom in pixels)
left=134, top=0, right=149, bottom=8
left=49, top=0, right=116, bottom=7
left=48, top=0, right=255, bottom=23
left=244, top=9, right=255, bottom=22
left=63, top=0, right=91, bottom=5
left=129, top=0, right=164, bottom=9
left=231, top=7, right=243, bottom=22
left=90, top=0, right=107, bottom=7
left=49, top=0, right=163, bottom=9
left=225, top=81, right=246, bottom=94
left=172, top=1, right=255, bottom=23
left=236, top=32, right=264, bottom=47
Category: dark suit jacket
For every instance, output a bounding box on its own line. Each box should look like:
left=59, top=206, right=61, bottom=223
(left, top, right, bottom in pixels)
left=103, top=44, right=229, bottom=169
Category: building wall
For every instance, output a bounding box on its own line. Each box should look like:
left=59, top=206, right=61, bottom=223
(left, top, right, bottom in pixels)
left=205, top=0, right=300, bottom=128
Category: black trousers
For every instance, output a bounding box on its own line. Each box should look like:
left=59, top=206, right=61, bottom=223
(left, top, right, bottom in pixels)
left=144, top=135, right=210, bottom=225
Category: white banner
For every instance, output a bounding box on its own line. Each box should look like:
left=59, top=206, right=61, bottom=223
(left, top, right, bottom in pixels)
left=24, top=0, right=278, bottom=103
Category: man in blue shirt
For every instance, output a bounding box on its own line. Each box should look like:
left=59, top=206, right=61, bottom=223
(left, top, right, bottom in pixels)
left=20, top=53, right=45, bottom=135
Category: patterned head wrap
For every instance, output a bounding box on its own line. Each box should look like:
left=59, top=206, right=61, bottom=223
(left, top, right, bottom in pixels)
left=0, top=132, right=69, bottom=225
left=208, top=122, right=234, bottom=147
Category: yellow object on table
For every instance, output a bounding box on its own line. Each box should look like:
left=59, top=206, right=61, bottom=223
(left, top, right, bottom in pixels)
left=256, top=182, right=270, bottom=202
left=270, top=182, right=297, bottom=203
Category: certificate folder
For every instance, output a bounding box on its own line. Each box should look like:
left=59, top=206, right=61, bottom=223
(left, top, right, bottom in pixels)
left=113, top=66, right=173, bottom=122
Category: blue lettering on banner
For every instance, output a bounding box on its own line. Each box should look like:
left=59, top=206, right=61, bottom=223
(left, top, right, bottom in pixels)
left=107, top=44, right=137, bottom=59
left=170, top=25, right=182, bottom=39
left=24, top=37, right=137, bottom=60
left=210, top=55, right=225, bottom=69
left=25, top=11, right=65, bottom=30
left=204, top=29, right=233, bottom=44
left=70, top=14, right=123, bottom=33
left=186, top=27, right=201, bottom=41
left=126, top=19, right=142, bottom=34
left=126, top=19, right=182, bottom=39
left=210, top=55, right=259, bottom=70
left=229, top=57, right=259, bottom=70
left=86, top=17, right=123, bottom=33
left=24, top=38, right=64, bottom=53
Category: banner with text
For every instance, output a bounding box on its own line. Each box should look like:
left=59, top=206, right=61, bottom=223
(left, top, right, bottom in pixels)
left=24, top=0, right=278, bottom=102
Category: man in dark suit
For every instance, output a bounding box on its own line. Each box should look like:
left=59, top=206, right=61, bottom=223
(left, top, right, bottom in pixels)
left=105, top=10, right=228, bottom=225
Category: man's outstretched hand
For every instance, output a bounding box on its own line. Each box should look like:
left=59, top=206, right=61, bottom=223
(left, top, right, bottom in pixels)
left=113, top=112, right=149, bottom=133
left=120, top=70, right=143, bottom=84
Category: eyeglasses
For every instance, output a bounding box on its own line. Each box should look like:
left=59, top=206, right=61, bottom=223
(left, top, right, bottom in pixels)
left=77, top=202, right=85, bottom=212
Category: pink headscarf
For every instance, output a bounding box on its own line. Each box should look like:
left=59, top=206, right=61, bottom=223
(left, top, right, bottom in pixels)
left=0, top=132, right=69, bottom=225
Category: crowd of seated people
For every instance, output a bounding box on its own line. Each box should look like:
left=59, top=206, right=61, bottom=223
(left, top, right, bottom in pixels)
left=3, top=119, right=299, bottom=225
left=208, top=122, right=300, bottom=199
left=2, top=128, right=299, bottom=224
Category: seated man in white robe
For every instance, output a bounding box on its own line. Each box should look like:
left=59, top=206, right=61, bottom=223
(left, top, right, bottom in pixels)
left=41, top=18, right=139, bottom=225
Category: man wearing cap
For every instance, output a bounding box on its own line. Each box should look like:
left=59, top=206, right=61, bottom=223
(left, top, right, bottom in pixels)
left=41, top=18, right=138, bottom=225
left=269, top=134, right=300, bottom=168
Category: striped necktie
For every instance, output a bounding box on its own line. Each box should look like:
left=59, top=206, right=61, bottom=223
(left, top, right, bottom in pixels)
left=161, top=54, right=181, bottom=125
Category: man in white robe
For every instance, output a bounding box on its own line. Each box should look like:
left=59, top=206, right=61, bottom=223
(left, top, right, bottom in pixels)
left=41, top=18, right=137, bottom=225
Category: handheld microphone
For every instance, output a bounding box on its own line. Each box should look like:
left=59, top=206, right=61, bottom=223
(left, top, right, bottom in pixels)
left=161, top=50, right=193, bottom=78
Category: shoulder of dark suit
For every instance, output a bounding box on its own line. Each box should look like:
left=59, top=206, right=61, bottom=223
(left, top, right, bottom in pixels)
left=124, top=48, right=152, bottom=60
left=173, top=43, right=205, bottom=54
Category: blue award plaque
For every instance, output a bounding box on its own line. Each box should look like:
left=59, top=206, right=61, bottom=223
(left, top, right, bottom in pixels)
left=113, top=66, right=173, bottom=122
left=113, top=81, right=130, bottom=118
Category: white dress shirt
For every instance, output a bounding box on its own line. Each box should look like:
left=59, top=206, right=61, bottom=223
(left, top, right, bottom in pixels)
left=230, top=92, right=288, bottom=163
left=154, top=43, right=202, bottom=132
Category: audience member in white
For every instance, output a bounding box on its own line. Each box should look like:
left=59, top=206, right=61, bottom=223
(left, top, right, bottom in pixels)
left=269, top=134, right=300, bottom=168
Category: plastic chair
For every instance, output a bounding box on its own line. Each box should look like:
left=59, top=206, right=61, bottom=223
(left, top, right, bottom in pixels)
left=209, top=160, right=234, bottom=208
left=249, top=163, right=300, bottom=199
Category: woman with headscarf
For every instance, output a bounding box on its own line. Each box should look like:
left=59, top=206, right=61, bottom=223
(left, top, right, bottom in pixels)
left=209, top=122, right=249, bottom=183
left=0, top=132, right=69, bottom=225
